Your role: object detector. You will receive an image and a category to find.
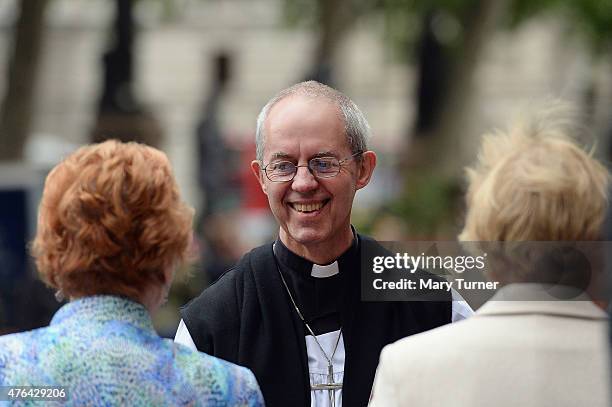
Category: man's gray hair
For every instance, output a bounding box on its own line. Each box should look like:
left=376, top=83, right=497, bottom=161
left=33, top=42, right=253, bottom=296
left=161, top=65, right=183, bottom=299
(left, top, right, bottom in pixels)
left=255, top=81, right=371, bottom=161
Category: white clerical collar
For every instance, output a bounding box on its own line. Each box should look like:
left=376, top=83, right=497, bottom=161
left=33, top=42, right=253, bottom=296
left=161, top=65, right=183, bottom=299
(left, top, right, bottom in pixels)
left=272, top=241, right=341, bottom=279
left=311, top=262, right=339, bottom=278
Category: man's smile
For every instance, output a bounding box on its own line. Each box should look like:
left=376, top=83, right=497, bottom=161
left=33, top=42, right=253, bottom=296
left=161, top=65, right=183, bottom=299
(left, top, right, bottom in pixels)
left=288, top=199, right=330, bottom=214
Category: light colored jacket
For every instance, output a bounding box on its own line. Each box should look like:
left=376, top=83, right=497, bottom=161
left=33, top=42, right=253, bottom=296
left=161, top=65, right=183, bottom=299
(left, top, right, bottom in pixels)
left=369, top=284, right=610, bottom=407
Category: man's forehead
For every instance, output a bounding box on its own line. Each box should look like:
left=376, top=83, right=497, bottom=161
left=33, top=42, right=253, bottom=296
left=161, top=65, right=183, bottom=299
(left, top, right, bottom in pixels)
left=262, top=96, right=348, bottom=156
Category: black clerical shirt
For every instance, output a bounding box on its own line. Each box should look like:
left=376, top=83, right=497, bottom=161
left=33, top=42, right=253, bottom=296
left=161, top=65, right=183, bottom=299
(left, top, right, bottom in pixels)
left=180, top=233, right=453, bottom=407
left=273, top=238, right=344, bottom=336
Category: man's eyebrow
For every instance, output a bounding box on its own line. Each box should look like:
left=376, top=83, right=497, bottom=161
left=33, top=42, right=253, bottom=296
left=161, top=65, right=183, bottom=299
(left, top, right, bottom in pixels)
left=269, top=152, right=292, bottom=160
left=268, top=151, right=338, bottom=160
left=311, top=151, right=338, bottom=159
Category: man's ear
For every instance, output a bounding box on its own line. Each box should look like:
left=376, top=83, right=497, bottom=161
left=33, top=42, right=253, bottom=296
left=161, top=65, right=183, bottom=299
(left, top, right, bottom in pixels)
left=355, top=151, right=377, bottom=190
left=251, top=160, right=268, bottom=195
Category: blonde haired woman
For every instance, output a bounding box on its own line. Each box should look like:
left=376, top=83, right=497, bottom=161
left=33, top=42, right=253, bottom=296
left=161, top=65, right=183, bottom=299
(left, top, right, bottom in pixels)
left=370, top=104, right=610, bottom=407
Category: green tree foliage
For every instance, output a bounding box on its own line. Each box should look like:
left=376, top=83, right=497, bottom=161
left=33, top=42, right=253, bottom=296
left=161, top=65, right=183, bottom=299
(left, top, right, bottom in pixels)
left=376, top=0, right=478, bottom=60
left=509, top=0, right=612, bottom=52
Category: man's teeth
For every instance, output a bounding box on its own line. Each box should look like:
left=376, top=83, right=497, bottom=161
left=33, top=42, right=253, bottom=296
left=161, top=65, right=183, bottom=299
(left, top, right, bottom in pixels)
left=293, top=202, right=324, bottom=212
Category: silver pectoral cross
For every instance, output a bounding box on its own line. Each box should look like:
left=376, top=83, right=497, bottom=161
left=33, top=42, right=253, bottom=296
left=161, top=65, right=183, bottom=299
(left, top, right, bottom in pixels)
left=311, top=364, right=342, bottom=407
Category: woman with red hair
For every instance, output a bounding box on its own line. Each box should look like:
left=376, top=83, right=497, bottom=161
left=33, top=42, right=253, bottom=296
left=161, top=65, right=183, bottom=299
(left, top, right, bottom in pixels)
left=0, top=140, right=263, bottom=406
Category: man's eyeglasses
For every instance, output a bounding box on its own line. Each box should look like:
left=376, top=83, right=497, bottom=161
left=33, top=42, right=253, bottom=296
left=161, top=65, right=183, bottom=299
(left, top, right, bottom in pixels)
left=262, top=151, right=364, bottom=182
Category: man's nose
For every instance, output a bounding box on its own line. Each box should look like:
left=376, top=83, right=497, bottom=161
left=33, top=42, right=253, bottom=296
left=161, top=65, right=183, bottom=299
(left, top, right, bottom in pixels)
left=291, top=165, right=319, bottom=192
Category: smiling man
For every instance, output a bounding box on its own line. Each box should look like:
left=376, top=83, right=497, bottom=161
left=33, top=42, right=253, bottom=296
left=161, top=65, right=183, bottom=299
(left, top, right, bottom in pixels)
left=175, top=81, right=471, bottom=407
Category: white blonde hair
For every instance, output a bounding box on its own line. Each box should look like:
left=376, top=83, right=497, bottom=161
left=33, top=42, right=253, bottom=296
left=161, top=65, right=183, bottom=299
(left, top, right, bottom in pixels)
left=460, top=102, right=610, bottom=242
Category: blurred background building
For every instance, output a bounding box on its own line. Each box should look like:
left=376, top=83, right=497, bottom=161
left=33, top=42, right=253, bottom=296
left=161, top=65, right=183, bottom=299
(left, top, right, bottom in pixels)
left=0, top=0, right=610, bottom=335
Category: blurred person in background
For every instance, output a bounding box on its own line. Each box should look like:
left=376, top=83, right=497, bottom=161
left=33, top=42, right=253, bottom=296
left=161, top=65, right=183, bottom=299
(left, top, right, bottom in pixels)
left=176, top=80, right=472, bottom=407
left=370, top=104, right=611, bottom=406
left=0, top=140, right=263, bottom=406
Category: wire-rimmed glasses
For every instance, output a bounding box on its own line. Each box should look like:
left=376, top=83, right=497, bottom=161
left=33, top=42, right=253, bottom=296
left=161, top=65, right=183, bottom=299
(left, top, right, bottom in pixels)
left=262, top=151, right=364, bottom=182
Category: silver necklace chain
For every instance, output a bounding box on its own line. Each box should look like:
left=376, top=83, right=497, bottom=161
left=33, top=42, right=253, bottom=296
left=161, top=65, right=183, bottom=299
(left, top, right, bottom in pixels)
left=273, top=256, right=342, bottom=369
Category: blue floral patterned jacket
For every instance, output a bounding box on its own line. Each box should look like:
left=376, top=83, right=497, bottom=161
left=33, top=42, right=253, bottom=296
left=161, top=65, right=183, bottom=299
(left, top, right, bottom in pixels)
left=0, top=296, right=264, bottom=406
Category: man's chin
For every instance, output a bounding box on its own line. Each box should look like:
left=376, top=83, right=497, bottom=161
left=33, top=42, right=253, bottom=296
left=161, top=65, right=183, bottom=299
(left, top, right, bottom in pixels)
left=282, top=226, right=328, bottom=247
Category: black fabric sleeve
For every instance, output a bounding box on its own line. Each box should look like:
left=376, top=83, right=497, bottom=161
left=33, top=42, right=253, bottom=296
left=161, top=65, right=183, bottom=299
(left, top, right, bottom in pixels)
left=180, top=266, right=243, bottom=360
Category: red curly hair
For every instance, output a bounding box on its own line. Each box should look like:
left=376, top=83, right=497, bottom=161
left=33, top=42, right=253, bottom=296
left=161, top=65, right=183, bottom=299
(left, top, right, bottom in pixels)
left=32, top=140, right=194, bottom=300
